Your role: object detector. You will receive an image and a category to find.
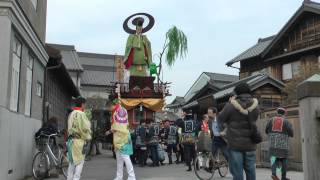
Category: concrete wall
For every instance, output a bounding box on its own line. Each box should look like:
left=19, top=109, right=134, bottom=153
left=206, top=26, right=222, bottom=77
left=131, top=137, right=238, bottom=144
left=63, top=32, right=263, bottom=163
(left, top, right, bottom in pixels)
left=16, top=0, right=47, bottom=43
left=0, top=16, right=11, bottom=108
left=298, top=75, right=320, bottom=180
left=0, top=107, right=41, bottom=180
left=0, top=1, right=48, bottom=179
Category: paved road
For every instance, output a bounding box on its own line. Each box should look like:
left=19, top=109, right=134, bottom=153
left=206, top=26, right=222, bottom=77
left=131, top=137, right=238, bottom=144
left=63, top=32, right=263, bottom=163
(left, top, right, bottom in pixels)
left=47, top=151, right=303, bottom=180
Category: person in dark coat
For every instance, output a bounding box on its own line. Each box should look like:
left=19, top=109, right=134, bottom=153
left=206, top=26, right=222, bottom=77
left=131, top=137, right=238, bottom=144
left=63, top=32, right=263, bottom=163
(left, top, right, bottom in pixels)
left=266, top=108, right=293, bottom=180
left=135, top=120, right=148, bottom=167
left=163, top=119, right=179, bottom=164
left=218, top=83, right=259, bottom=180
left=181, top=110, right=197, bottom=171
left=146, top=121, right=160, bottom=167
left=175, top=111, right=186, bottom=164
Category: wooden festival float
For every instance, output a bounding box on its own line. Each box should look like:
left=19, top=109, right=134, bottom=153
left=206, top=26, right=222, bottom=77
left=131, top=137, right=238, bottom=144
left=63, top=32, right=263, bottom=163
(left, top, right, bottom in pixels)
left=107, top=13, right=171, bottom=128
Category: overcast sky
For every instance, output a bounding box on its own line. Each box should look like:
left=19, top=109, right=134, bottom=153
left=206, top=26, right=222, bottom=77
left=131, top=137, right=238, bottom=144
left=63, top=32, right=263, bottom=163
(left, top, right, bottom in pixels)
left=46, top=0, right=312, bottom=102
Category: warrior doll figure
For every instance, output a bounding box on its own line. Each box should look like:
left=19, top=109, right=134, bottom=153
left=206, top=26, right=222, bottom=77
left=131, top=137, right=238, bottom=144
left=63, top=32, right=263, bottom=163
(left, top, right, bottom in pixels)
left=123, top=13, right=154, bottom=77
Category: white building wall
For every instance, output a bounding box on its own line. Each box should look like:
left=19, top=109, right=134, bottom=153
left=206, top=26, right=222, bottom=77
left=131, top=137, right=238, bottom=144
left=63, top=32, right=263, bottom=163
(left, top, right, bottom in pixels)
left=0, top=108, right=41, bottom=180
left=0, top=16, right=11, bottom=107
left=0, top=2, right=48, bottom=179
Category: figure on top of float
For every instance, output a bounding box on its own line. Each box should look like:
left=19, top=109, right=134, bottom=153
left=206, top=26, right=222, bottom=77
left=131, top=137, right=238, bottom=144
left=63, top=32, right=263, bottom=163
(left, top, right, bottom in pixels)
left=123, top=13, right=154, bottom=77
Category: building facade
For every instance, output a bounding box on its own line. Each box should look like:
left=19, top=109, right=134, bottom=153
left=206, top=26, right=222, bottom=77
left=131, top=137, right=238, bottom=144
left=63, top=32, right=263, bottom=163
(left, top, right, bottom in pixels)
left=0, top=0, right=48, bottom=179
left=45, top=45, right=80, bottom=130
left=227, top=1, right=320, bottom=104
left=224, top=1, right=320, bottom=170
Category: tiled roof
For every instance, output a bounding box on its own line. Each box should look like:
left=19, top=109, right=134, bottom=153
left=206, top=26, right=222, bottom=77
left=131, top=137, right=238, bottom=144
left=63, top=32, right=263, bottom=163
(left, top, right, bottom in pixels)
left=166, top=96, right=185, bottom=108
left=78, top=52, right=116, bottom=67
left=204, top=72, right=238, bottom=87
left=262, top=1, right=320, bottom=58
left=77, top=52, right=122, bottom=86
left=226, top=36, right=274, bottom=66
left=47, top=44, right=83, bottom=71
left=81, top=70, right=115, bottom=86
left=226, top=1, right=320, bottom=66
left=213, top=73, right=284, bottom=99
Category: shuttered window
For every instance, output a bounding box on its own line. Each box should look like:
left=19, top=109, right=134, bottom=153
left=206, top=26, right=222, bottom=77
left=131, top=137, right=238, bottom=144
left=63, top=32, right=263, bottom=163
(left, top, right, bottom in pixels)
left=282, top=61, right=301, bottom=80
left=10, top=37, right=22, bottom=112
left=25, top=54, right=34, bottom=116
left=282, top=63, right=292, bottom=80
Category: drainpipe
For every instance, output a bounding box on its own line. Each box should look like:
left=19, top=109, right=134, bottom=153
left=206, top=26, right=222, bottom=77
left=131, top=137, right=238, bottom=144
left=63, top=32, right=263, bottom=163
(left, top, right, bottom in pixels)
left=42, top=62, right=62, bottom=124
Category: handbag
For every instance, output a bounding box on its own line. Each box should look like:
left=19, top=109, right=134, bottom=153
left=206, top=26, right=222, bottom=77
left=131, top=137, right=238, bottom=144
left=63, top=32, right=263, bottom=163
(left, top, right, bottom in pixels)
left=197, top=131, right=212, bottom=152
left=247, top=112, right=262, bottom=144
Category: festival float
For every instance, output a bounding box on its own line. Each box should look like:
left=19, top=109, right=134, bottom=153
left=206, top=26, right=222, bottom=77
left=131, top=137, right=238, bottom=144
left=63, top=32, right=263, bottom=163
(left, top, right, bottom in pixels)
left=108, top=13, right=187, bottom=128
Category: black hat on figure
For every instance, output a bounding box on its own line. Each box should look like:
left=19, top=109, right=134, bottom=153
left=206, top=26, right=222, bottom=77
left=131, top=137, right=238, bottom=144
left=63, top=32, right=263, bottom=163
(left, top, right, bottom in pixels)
left=132, top=17, right=144, bottom=27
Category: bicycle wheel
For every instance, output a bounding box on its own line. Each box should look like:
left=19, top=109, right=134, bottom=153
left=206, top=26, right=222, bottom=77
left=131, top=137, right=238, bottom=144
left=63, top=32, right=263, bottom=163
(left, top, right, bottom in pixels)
left=194, top=152, right=215, bottom=180
left=32, top=152, right=49, bottom=180
left=217, top=151, right=228, bottom=177
left=60, top=153, right=69, bottom=178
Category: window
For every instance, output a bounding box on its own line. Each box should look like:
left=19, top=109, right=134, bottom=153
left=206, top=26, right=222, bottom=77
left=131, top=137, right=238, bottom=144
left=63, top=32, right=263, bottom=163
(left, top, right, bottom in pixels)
left=36, top=81, right=42, bottom=97
left=282, top=63, right=292, bottom=80
left=31, top=0, right=38, bottom=10
left=10, top=37, right=22, bottom=112
left=292, top=61, right=301, bottom=76
left=25, top=54, right=34, bottom=116
left=282, top=61, right=301, bottom=80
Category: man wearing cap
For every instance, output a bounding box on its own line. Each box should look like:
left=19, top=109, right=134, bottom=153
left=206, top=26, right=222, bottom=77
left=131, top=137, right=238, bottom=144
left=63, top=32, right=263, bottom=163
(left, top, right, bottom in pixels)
left=218, top=83, right=259, bottom=180
left=266, top=108, right=293, bottom=180
left=106, top=100, right=136, bottom=180
left=181, top=110, right=197, bottom=171
left=67, top=97, right=92, bottom=180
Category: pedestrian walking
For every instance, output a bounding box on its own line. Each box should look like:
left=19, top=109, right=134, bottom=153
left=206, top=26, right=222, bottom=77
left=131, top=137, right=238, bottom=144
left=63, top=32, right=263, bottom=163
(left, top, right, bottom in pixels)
left=265, top=108, right=293, bottom=180
left=66, top=97, right=92, bottom=180
left=181, top=110, right=197, bottom=171
left=106, top=99, right=136, bottom=180
left=208, top=107, right=229, bottom=160
left=218, top=83, right=260, bottom=180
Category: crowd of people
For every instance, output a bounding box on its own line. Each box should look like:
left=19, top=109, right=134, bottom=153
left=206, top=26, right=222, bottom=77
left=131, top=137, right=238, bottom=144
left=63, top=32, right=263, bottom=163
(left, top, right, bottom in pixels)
left=125, top=82, right=293, bottom=180
left=35, top=82, right=294, bottom=180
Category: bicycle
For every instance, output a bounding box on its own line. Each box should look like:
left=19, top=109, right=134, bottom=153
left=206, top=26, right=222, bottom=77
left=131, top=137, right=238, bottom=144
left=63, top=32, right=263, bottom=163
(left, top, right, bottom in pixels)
left=194, top=149, right=228, bottom=180
left=32, top=133, right=68, bottom=179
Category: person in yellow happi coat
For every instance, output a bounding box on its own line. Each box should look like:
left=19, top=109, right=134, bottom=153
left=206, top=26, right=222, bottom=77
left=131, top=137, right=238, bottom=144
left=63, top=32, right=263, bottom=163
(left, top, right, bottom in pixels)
left=67, top=97, right=91, bottom=180
left=106, top=99, right=136, bottom=180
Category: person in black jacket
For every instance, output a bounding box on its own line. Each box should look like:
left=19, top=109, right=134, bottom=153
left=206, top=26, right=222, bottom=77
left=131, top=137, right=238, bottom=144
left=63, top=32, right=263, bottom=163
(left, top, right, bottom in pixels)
left=146, top=121, right=160, bottom=167
left=181, top=110, right=197, bottom=171
left=175, top=110, right=186, bottom=164
left=163, top=119, right=179, bottom=164
left=135, top=120, right=148, bottom=167
left=218, top=83, right=259, bottom=180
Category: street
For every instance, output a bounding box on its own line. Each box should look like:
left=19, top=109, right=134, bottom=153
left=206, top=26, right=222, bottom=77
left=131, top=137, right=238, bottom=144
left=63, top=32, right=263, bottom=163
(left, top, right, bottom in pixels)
left=47, top=151, right=304, bottom=180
